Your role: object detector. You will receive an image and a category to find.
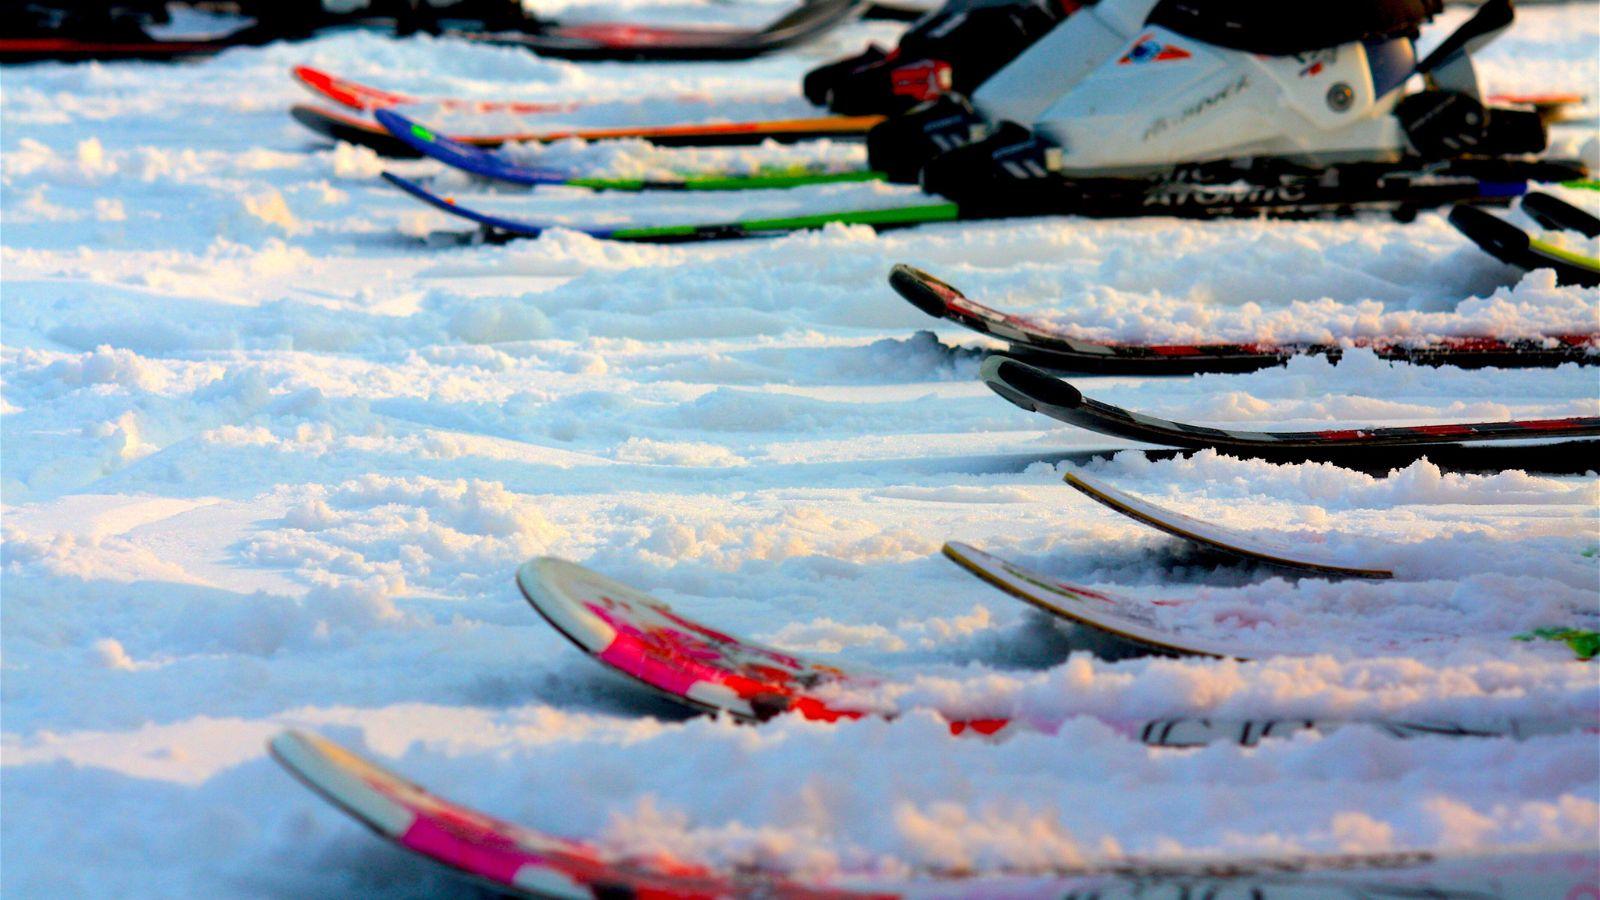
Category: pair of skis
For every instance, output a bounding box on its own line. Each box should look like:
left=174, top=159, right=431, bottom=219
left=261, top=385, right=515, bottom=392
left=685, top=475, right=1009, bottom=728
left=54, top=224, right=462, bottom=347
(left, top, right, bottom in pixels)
left=292, top=69, right=1594, bottom=245
left=1451, top=192, right=1600, bottom=287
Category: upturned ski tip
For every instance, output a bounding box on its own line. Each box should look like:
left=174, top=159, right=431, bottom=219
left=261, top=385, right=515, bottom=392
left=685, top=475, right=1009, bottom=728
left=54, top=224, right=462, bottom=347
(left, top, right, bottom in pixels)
left=1522, top=192, right=1600, bottom=238
left=979, top=356, right=1083, bottom=412
left=888, top=263, right=962, bottom=318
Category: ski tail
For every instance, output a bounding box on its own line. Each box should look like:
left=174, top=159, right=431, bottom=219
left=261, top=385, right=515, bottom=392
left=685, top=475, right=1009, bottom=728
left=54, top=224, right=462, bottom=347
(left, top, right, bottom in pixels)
left=1522, top=192, right=1600, bottom=238
left=291, top=104, right=425, bottom=157
left=292, top=64, right=412, bottom=111
left=1062, top=471, right=1395, bottom=580
left=381, top=172, right=553, bottom=237
left=889, top=263, right=964, bottom=319
left=1450, top=204, right=1600, bottom=287
left=374, top=110, right=566, bottom=186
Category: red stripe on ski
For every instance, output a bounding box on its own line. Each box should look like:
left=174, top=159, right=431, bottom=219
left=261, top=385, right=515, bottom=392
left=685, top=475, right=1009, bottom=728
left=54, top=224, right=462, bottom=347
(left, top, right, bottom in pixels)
left=293, top=65, right=578, bottom=116
left=1516, top=417, right=1594, bottom=431
left=551, top=22, right=742, bottom=47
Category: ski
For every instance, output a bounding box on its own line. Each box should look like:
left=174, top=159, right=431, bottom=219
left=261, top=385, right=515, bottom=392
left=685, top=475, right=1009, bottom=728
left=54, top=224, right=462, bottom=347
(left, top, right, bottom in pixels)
left=291, top=65, right=580, bottom=115
left=0, top=35, right=256, bottom=62
left=291, top=64, right=785, bottom=117
left=891, top=264, right=1598, bottom=373
left=1063, top=471, right=1394, bottom=579
left=450, top=0, right=866, bottom=62
left=272, top=729, right=1599, bottom=899
left=1449, top=199, right=1600, bottom=288
left=1523, top=192, right=1600, bottom=238
left=381, top=164, right=1558, bottom=246
left=291, top=103, right=883, bottom=158
left=979, top=356, right=1600, bottom=461
left=377, top=109, right=886, bottom=191
left=1487, top=91, right=1588, bottom=124
left=514, top=557, right=1586, bottom=740
left=382, top=171, right=959, bottom=241
left=942, top=541, right=1598, bottom=661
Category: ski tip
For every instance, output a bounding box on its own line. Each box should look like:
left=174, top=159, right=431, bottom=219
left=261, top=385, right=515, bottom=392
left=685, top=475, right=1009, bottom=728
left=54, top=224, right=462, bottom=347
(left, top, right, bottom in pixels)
left=268, top=729, right=322, bottom=774
left=512, top=556, right=621, bottom=656
left=1449, top=204, right=1531, bottom=259
left=288, top=103, right=324, bottom=127
left=940, top=540, right=985, bottom=566
left=1523, top=191, right=1600, bottom=239
left=513, top=555, right=565, bottom=601
left=373, top=107, right=423, bottom=141
left=887, top=264, right=962, bottom=318
left=979, top=357, right=1083, bottom=412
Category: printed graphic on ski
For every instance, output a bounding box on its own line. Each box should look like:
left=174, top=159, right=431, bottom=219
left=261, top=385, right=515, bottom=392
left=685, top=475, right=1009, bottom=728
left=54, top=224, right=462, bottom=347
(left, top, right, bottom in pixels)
left=515, top=556, right=875, bottom=723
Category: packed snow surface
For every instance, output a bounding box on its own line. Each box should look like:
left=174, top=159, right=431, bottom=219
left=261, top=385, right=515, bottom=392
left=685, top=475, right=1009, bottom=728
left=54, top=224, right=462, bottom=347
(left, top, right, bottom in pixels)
left=2, top=1, right=1598, bottom=896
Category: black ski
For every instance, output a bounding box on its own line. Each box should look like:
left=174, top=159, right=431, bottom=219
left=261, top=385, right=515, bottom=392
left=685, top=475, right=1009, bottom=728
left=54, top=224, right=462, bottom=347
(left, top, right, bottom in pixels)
left=979, top=356, right=1600, bottom=464
left=1450, top=194, right=1600, bottom=288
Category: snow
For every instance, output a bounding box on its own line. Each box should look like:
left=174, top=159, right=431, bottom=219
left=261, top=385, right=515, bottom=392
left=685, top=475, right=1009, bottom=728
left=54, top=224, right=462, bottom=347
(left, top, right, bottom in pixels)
left=2, top=1, right=1598, bottom=896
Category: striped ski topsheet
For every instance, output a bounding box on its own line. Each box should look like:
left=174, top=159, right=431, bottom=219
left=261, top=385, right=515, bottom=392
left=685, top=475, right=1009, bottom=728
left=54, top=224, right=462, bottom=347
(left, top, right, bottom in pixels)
left=381, top=171, right=958, bottom=241
left=290, top=102, right=881, bottom=154
left=891, top=264, right=1599, bottom=370
left=980, top=357, right=1600, bottom=451
left=271, top=728, right=1600, bottom=899
left=374, top=108, right=884, bottom=191
left=1062, top=471, right=1394, bottom=579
